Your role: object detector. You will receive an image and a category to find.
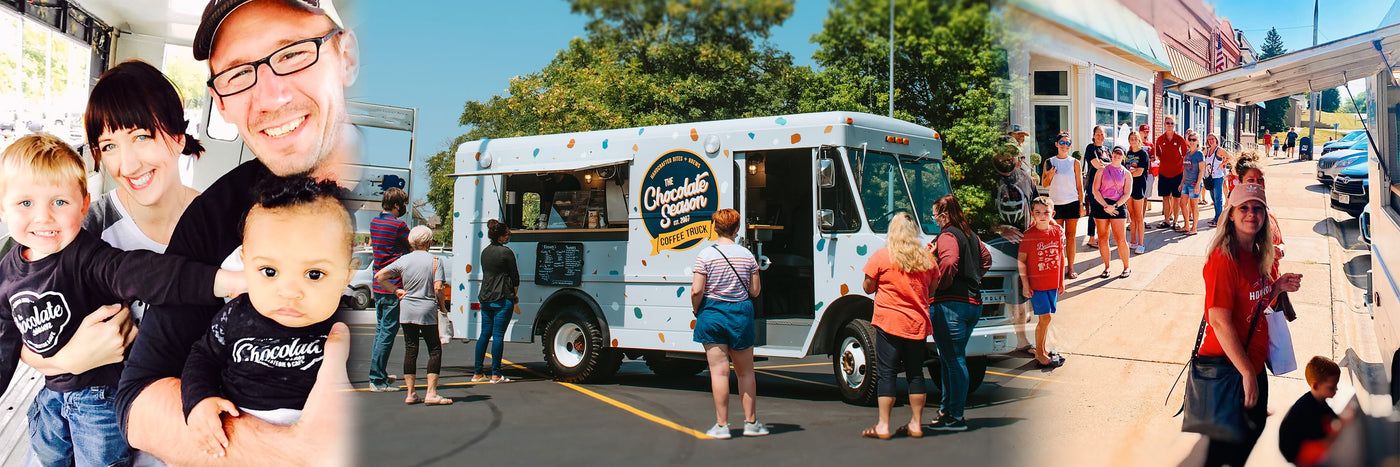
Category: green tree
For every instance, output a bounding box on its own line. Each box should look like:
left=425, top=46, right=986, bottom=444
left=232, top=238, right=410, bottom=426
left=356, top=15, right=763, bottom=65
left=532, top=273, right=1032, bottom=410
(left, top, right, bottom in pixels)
left=1340, top=91, right=1368, bottom=114
left=429, top=0, right=817, bottom=242
left=1258, top=28, right=1289, bottom=133
left=1320, top=88, right=1341, bottom=113
left=812, top=0, right=1007, bottom=232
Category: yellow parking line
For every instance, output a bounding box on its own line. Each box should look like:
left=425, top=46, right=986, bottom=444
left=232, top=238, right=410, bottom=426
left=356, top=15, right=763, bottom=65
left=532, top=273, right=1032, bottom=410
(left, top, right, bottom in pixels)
left=986, top=370, right=1057, bottom=383
left=494, top=357, right=711, bottom=440
left=754, top=370, right=834, bottom=388
left=753, top=362, right=828, bottom=371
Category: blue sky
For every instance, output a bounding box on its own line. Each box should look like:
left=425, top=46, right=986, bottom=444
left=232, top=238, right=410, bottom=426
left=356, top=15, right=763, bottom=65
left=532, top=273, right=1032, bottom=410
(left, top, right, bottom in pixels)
left=1213, top=0, right=1395, bottom=97
left=353, top=1, right=828, bottom=210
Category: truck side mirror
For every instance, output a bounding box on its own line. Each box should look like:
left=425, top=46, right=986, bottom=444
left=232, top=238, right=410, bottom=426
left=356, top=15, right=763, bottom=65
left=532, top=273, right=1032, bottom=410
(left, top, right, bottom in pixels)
left=1360, top=208, right=1372, bottom=244
left=818, top=158, right=836, bottom=188
left=818, top=209, right=835, bottom=229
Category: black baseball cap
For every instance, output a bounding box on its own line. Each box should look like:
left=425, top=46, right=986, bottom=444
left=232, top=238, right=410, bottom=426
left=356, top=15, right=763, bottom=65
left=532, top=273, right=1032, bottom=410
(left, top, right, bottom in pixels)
left=193, top=0, right=344, bottom=61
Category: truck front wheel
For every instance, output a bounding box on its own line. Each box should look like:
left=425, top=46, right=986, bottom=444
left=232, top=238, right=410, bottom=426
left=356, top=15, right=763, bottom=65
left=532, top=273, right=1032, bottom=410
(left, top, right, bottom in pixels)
left=541, top=309, right=622, bottom=383
left=925, top=355, right=987, bottom=394
left=832, top=319, right=878, bottom=406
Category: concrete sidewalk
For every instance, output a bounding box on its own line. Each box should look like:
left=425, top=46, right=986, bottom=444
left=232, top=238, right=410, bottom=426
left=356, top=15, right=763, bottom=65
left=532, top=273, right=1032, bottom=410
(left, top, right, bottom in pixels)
left=1016, top=156, right=1369, bottom=466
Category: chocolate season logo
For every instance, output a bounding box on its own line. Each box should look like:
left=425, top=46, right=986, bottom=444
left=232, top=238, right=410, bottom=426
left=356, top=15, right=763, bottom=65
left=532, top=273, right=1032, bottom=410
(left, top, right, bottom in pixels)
left=10, top=291, right=73, bottom=354
left=640, top=150, right=719, bottom=254
left=232, top=336, right=326, bottom=370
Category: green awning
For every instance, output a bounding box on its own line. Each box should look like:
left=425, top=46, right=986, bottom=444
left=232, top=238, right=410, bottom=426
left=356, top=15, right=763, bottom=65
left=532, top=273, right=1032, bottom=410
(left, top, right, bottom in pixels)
left=1012, top=0, right=1171, bottom=71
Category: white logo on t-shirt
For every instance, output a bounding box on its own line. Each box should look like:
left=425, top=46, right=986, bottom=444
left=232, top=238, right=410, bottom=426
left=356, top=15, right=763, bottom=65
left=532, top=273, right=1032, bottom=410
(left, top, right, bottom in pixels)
left=232, top=337, right=325, bottom=370
left=10, top=290, right=73, bottom=354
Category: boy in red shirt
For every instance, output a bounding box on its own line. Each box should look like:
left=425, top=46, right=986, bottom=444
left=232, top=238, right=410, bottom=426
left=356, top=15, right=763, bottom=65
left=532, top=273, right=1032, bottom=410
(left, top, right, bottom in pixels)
left=1018, top=196, right=1066, bottom=368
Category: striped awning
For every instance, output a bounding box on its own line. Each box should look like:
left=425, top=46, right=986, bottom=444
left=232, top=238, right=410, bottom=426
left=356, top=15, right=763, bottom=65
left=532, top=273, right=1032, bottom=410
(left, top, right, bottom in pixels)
left=1164, top=46, right=1209, bottom=82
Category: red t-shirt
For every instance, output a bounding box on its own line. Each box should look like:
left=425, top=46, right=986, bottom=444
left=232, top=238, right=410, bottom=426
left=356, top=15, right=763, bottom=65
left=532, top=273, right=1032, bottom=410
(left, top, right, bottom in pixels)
left=1262, top=133, right=1273, bottom=145
left=1018, top=223, right=1064, bottom=291
left=863, top=248, right=938, bottom=340
left=1198, top=247, right=1271, bottom=374
left=1155, top=133, right=1188, bottom=178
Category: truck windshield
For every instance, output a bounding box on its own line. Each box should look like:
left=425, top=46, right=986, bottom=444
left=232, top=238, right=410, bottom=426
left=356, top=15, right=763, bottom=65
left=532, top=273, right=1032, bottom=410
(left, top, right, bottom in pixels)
left=848, top=149, right=916, bottom=233
left=900, top=156, right=953, bottom=235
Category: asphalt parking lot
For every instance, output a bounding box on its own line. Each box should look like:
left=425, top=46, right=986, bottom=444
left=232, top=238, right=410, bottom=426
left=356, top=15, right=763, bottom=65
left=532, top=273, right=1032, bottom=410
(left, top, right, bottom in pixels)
left=349, top=323, right=1054, bottom=466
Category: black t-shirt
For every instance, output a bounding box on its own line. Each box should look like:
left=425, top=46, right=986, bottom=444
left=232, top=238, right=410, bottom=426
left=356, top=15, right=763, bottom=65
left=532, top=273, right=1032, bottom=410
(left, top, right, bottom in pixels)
left=181, top=296, right=341, bottom=420
left=116, top=159, right=271, bottom=434
left=0, top=230, right=218, bottom=393
left=1082, top=144, right=1109, bottom=204
left=1128, top=148, right=1150, bottom=185
left=1278, top=392, right=1336, bottom=463
left=479, top=243, right=519, bottom=303
left=1287, top=131, right=1299, bottom=145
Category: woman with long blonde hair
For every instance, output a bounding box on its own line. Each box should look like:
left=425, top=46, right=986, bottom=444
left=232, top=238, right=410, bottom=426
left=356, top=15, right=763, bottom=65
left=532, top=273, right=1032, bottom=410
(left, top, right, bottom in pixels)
left=859, top=212, right=938, bottom=439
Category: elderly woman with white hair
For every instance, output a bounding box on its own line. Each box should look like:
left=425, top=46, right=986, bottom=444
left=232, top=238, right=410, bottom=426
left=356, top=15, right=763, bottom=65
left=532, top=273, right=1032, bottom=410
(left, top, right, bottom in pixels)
left=374, top=225, right=451, bottom=405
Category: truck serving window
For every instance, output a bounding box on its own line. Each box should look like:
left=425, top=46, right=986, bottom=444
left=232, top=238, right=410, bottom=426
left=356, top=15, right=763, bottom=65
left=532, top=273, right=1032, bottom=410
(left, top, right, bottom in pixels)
left=502, top=165, right=630, bottom=241
left=849, top=149, right=916, bottom=233
left=900, top=156, right=953, bottom=234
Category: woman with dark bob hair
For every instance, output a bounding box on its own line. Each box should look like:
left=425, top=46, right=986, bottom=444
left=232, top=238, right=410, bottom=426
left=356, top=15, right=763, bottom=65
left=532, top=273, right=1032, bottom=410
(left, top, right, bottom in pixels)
left=928, top=194, right=991, bottom=432
left=690, top=208, right=765, bottom=439
left=18, top=60, right=205, bottom=392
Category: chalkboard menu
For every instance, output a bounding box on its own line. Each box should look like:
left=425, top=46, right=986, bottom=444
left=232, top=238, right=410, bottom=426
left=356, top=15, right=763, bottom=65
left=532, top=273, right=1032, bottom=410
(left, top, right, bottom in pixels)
left=535, top=242, right=584, bottom=286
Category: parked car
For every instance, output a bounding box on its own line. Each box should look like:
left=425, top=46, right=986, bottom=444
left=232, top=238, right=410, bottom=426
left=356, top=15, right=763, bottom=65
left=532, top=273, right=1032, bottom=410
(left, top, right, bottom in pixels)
left=1317, top=139, right=1370, bottom=185
left=1321, top=129, right=1367, bottom=155
left=1330, top=161, right=1368, bottom=217
left=341, top=248, right=454, bottom=309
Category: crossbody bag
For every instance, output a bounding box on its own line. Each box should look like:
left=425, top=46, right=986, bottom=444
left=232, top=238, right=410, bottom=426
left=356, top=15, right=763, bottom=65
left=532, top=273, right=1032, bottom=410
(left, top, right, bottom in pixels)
left=1168, top=296, right=1265, bottom=443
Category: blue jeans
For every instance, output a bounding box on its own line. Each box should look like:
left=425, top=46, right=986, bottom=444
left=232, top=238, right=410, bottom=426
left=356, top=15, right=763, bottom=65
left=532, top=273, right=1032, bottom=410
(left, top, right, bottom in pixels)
left=475, top=299, right=513, bottom=376
left=1207, top=176, right=1224, bottom=222
left=930, top=301, right=981, bottom=420
left=27, top=386, right=131, bottom=467
left=369, top=292, right=401, bottom=385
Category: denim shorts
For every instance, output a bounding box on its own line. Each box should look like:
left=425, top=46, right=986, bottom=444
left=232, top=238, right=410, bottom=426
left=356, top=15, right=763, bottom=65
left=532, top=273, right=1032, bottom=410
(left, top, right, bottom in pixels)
left=693, top=298, right=755, bottom=350
left=1030, top=289, right=1059, bottom=316
left=1182, top=181, right=1201, bottom=199
left=28, top=385, right=132, bottom=467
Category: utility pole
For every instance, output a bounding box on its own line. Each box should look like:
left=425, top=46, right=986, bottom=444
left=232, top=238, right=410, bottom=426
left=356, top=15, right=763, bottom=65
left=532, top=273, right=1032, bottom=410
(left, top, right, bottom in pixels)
left=889, top=0, right=895, bottom=118
left=1307, top=0, right=1318, bottom=159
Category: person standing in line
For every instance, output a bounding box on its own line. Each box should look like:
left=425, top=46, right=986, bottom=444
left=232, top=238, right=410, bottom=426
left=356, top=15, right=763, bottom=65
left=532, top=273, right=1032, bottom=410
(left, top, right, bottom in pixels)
left=1091, top=147, right=1133, bottom=278
left=475, top=219, right=519, bottom=384
left=859, top=212, right=938, bottom=439
left=1286, top=128, right=1299, bottom=159
left=1138, top=124, right=1156, bottom=215
left=1126, top=132, right=1150, bottom=254
left=690, top=209, right=766, bottom=439
left=1018, top=197, right=1065, bottom=369
left=368, top=187, right=410, bottom=392
left=928, top=195, right=991, bottom=432
left=1081, top=126, right=1110, bottom=247
left=374, top=226, right=451, bottom=405
left=1203, top=134, right=1233, bottom=227
left=1196, top=183, right=1302, bottom=467
left=1041, top=131, right=1084, bottom=279
left=1180, top=132, right=1207, bottom=235
left=1155, top=117, right=1189, bottom=231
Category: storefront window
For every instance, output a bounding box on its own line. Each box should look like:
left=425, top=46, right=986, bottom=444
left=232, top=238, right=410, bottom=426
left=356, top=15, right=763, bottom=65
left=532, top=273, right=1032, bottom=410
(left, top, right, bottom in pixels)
left=1035, top=71, right=1068, bottom=96
left=1117, top=81, right=1133, bottom=104
left=1134, top=86, right=1148, bottom=108
left=1095, top=75, right=1114, bottom=100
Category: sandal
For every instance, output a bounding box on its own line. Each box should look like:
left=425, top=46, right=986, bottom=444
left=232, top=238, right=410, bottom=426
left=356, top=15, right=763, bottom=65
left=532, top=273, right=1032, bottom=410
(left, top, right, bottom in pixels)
left=424, top=395, right=454, bottom=405
left=490, top=376, right=512, bottom=384
left=1158, top=221, right=1172, bottom=229
left=1065, top=271, right=1079, bottom=280
left=895, top=424, right=924, bottom=438
left=1119, top=269, right=1132, bottom=279
left=404, top=394, right=423, bottom=405
left=862, top=426, right=892, bottom=440
left=1099, top=269, right=1110, bottom=279
left=1186, top=230, right=1198, bottom=236
left=471, top=375, right=490, bottom=383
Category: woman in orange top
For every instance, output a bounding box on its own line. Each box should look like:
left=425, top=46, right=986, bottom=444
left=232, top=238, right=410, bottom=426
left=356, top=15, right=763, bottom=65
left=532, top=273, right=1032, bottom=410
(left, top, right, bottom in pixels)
left=860, top=212, right=939, bottom=439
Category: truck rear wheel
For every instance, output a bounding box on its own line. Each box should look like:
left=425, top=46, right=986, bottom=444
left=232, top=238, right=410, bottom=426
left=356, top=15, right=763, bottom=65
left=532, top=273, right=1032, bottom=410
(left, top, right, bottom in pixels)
left=645, top=355, right=708, bottom=378
left=541, top=309, right=621, bottom=383
left=833, top=319, right=878, bottom=406
left=925, top=355, right=987, bottom=394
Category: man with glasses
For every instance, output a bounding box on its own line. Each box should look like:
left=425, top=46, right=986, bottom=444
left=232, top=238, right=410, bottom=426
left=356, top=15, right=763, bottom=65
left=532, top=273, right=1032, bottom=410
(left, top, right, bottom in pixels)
left=116, top=0, right=359, bottom=464
left=1154, top=117, right=1188, bottom=231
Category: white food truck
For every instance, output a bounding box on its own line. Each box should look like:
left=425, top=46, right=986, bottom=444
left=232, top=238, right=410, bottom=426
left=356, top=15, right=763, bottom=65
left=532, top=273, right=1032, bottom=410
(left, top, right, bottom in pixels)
left=449, top=111, right=1021, bottom=404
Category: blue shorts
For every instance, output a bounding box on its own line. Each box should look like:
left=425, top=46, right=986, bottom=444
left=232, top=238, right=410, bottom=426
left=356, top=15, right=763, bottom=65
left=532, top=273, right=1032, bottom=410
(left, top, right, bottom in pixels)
left=1030, top=289, right=1059, bottom=316
left=1182, top=181, right=1201, bottom=199
left=693, top=297, right=755, bottom=350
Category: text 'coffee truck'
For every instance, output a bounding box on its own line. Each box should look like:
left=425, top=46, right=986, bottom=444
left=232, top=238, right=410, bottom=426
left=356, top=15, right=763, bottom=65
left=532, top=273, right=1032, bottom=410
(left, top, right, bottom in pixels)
left=449, top=111, right=1020, bottom=404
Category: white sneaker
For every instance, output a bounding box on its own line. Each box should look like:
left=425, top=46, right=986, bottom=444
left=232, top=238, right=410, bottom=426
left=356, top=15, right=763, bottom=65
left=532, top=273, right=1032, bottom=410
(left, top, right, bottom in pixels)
left=706, top=423, right=732, bottom=439
left=743, top=420, right=769, bottom=437
left=1135, top=245, right=1145, bottom=254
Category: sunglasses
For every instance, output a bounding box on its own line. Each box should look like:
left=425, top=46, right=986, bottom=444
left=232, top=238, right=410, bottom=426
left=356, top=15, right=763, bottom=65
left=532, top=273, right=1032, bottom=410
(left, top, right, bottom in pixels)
left=1236, top=205, right=1266, bottom=214
left=1057, top=140, right=1072, bottom=146
left=1188, top=138, right=1198, bottom=142
left=1165, top=122, right=1176, bottom=125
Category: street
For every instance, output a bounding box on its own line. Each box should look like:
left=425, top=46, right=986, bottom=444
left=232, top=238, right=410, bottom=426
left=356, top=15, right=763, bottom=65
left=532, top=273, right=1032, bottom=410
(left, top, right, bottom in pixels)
left=1022, top=156, right=1376, bottom=466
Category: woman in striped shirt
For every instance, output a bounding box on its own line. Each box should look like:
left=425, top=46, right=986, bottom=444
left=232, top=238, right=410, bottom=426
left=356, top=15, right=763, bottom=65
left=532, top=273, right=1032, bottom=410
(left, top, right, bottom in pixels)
left=690, top=208, right=764, bottom=439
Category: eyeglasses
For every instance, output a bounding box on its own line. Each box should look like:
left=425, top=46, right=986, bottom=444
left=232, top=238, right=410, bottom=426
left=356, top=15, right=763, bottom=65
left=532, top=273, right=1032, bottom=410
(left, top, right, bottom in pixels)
left=207, top=28, right=343, bottom=98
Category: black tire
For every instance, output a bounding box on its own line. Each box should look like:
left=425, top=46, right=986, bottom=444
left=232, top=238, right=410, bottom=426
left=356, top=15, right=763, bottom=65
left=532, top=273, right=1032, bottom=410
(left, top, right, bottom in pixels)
left=832, top=319, right=878, bottom=406
left=352, top=288, right=373, bottom=310
left=645, top=355, right=708, bottom=378
left=925, top=355, right=987, bottom=394
left=541, top=309, right=621, bottom=383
